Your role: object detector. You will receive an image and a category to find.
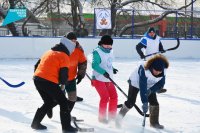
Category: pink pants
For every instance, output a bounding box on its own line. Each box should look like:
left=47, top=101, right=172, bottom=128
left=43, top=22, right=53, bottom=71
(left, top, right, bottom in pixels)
left=92, top=80, right=118, bottom=120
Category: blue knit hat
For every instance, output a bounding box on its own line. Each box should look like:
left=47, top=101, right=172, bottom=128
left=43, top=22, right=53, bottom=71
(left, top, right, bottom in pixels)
left=148, top=27, right=155, bottom=33
left=151, top=59, right=165, bottom=71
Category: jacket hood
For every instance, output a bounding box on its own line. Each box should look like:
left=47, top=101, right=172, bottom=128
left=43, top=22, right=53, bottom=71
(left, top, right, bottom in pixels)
left=51, top=43, right=70, bottom=55
left=144, top=54, right=169, bottom=70
left=60, top=36, right=76, bottom=55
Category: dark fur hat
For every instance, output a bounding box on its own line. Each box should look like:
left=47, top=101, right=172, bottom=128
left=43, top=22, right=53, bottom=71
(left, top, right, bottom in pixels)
left=144, top=54, right=169, bottom=71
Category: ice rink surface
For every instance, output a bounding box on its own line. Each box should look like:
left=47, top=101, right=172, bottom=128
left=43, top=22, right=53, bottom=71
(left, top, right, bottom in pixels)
left=0, top=58, right=200, bottom=133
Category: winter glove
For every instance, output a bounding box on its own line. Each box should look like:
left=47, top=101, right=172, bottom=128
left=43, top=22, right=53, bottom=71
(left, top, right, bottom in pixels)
left=142, top=103, right=148, bottom=113
left=113, top=68, right=118, bottom=74
left=147, top=89, right=151, bottom=96
left=103, top=72, right=110, bottom=79
left=76, top=75, right=83, bottom=85
left=157, top=88, right=167, bottom=93
left=60, top=84, right=66, bottom=95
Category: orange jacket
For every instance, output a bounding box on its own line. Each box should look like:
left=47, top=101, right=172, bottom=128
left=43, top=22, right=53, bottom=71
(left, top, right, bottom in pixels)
left=34, top=50, right=70, bottom=84
left=68, top=47, right=87, bottom=81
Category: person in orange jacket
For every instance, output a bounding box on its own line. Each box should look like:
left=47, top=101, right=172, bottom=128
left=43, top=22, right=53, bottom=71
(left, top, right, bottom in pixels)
left=65, top=32, right=87, bottom=102
left=47, top=32, right=87, bottom=119
left=31, top=36, right=78, bottom=133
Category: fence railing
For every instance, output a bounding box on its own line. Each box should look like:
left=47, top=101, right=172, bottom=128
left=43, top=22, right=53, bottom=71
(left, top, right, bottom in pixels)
left=0, top=9, right=200, bottom=39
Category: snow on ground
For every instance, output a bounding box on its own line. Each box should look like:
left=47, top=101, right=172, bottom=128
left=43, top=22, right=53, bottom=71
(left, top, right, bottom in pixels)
left=0, top=58, right=200, bottom=133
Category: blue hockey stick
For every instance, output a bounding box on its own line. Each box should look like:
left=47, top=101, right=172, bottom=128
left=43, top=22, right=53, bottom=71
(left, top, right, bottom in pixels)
left=0, top=77, right=25, bottom=88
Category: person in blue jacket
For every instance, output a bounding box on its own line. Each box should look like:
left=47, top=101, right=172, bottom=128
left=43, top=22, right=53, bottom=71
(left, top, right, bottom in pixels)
left=116, top=54, right=169, bottom=129
left=136, top=27, right=165, bottom=59
left=136, top=27, right=166, bottom=93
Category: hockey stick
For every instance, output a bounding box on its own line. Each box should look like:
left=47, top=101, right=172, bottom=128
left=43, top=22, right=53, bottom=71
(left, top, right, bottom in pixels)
left=86, top=73, right=92, bottom=81
left=86, top=73, right=126, bottom=95
left=107, top=77, right=149, bottom=117
left=71, top=116, right=84, bottom=122
left=0, top=77, right=25, bottom=88
left=145, top=38, right=180, bottom=58
left=142, top=113, right=146, bottom=127
left=86, top=73, right=149, bottom=117
left=72, top=117, right=94, bottom=132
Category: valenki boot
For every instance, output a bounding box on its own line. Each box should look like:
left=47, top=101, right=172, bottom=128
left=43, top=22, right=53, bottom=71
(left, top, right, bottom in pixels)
left=149, top=105, right=164, bottom=129
left=115, top=104, right=130, bottom=128
left=31, top=108, right=47, bottom=130
left=68, top=100, right=75, bottom=113
left=60, top=111, right=78, bottom=133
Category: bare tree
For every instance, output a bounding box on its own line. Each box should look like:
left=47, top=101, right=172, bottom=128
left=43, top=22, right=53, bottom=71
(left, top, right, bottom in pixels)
left=0, top=0, right=45, bottom=36
left=70, top=0, right=87, bottom=31
left=21, top=0, right=48, bottom=36
left=0, top=0, right=19, bottom=36
left=77, top=0, right=85, bottom=26
left=119, top=0, right=197, bottom=36
left=71, top=0, right=79, bottom=31
left=0, top=0, right=87, bottom=36
left=89, top=0, right=197, bottom=36
left=1, top=0, right=197, bottom=37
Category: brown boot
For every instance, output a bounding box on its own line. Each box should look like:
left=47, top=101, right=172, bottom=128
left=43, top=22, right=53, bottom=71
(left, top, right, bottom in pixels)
left=115, top=104, right=130, bottom=128
left=149, top=105, right=164, bottom=129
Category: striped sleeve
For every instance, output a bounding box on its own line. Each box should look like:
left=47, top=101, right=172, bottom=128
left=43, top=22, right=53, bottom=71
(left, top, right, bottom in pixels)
left=140, top=37, right=147, bottom=46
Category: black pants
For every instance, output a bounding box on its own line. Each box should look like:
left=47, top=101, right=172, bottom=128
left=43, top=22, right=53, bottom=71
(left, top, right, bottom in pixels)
left=124, top=84, right=159, bottom=109
left=34, top=79, right=69, bottom=113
